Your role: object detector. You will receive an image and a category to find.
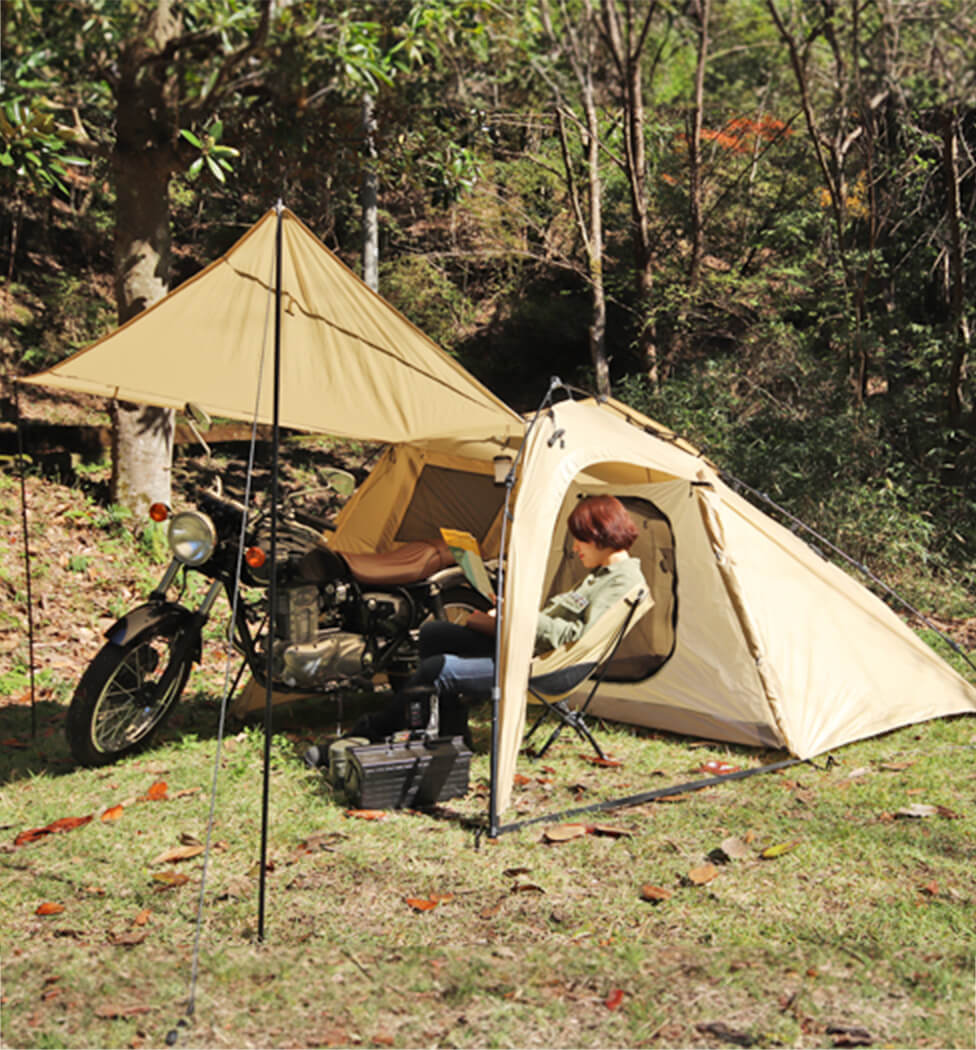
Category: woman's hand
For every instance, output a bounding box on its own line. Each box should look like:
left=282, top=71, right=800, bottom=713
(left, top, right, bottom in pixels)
left=465, top=607, right=497, bottom=635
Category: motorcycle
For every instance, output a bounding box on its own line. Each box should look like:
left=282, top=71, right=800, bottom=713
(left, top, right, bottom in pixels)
left=65, top=476, right=492, bottom=766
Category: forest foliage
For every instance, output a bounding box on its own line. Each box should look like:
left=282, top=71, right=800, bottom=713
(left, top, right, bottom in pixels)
left=1, top=0, right=974, bottom=612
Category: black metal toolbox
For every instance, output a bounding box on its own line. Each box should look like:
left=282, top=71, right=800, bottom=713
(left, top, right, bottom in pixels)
left=346, top=735, right=472, bottom=809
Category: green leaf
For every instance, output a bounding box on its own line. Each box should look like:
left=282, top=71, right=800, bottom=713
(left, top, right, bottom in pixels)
left=180, top=128, right=204, bottom=149
left=188, top=156, right=204, bottom=180
left=205, top=154, right=225, bottom=182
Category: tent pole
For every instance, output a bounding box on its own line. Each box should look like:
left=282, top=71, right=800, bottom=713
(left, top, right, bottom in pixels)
left=257, top=200, right=285, bottom=942
left=487, top=376, right=570, bottom=837
left=488, top=472, right=515, bottom=838
left=14, top=381, right=38, bottom=739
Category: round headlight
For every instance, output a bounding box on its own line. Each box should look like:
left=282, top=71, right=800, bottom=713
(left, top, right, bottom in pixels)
left=167, top=511, right=217, bottom=566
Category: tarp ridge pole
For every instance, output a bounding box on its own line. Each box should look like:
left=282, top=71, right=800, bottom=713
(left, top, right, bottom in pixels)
left=258, top=200, right=285, bottom=942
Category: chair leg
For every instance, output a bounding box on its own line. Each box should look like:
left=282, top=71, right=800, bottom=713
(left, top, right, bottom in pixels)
left=524, top=705, right=551, bottom=746
left=531, top=701, right=606, bottom=761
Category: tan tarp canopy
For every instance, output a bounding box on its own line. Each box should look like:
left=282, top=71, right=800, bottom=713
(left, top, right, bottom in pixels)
left=21, top=206, right=523, bottom=444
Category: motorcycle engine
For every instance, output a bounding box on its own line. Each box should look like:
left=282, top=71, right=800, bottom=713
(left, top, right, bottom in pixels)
left=276, top=631, right=367, bottom=689
left=362, top=592, right=412, bottom=637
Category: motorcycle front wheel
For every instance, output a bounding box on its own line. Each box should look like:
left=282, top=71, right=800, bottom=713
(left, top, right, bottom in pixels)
left=66, top=628, right=195, bottom=767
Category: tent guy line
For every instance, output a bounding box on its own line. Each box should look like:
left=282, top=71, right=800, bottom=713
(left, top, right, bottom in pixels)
left=224, top=259, right=517, bottom=413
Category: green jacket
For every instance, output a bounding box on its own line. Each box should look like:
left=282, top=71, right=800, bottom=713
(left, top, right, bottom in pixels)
left=535, top=555, right=647, bottom=654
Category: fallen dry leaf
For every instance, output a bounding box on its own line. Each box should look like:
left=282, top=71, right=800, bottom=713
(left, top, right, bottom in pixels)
left=698, top=759, right=741, bottom=776
left=150, top=844, right=204, bottom=865
left=344, top=809, right=386, bottom=821
left=151, top=870, right=189, bottom=890
left=107, top=929, right=147, bottom=947
left=604, top=988, right=625, bottom=1010
left=640, top=884, right=673, bottom=903
left=15, top=815, right=93, bottom=847
left=510, top=882, right=545, bottom=894
left=687, top=863, right=720, bottom=885
left=513, top=773, right=532, bottom=786
left=543, top=823, right=588, bottom=844
left=826, top=1022, right=873, bottom=1047
left=760, top=840, right=800, bottom=859
left=580, top=755, right=623, bottom=767
left=696, top=1021, right=755, bottom=1047
left=405, top=897, right=439, bottom=912
left=143, top=781, right=168, bottom=801
left=719, top=836, right=752, bottom=860
left=589, top=823, right=633, bottom=838
left=502, top=866, right=531, bottom=878
left=94, top=1002, right=153, bottom=1019
left=133, top=909, right=152, bottom=925
left=35, top=902, right=65, bottom=916
left=894, top=804, right=938, bottom=819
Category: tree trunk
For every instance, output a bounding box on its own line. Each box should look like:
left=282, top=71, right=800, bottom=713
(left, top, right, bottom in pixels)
left=583, top=83, right=609, bottom=397
left=110, top=149, right=176, bottom=516
left=601, top=0, right=658, bottom=385
left=942, top=109, right=971, bottom=429
left=361, top=92, right=379, bottom=293
left=542, top=0, right=610, bottom=396
left=109, top=3, right=180, bottom=516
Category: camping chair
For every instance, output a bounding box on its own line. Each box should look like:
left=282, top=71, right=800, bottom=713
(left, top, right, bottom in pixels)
left=523, top=584, right=653, bottom=760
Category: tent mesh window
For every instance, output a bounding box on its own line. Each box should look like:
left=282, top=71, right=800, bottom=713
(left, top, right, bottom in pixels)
left=547, top=496, right=678, bottom=682
left=394, top=466, right=505, bottom=545
left=606, top=497, right=678, bottom=681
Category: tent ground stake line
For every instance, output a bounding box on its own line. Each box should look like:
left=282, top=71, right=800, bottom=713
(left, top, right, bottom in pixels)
left=475, top=756, right=802, bottom=840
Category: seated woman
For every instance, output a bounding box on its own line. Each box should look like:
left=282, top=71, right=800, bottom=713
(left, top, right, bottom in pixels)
left=306, top=494, right=647, bottom=758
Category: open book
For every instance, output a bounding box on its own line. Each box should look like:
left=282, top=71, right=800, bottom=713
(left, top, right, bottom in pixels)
left=440, top=528, right=495, bottom=602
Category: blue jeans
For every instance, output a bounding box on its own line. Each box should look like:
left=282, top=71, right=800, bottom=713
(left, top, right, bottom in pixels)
left=357, top=622, right=496, bottom=740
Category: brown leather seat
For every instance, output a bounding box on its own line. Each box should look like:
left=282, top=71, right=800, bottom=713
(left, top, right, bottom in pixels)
left=340, top=538, right=455, bottom=586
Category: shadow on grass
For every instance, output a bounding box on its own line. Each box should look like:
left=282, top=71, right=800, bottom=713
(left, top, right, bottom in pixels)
left=0, top=686, right=395, bottom=787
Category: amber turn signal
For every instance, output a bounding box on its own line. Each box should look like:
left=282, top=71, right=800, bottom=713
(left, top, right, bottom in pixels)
left=149, top=502, right=170, bottom=522
left=245, top=547, right=267, bottom=569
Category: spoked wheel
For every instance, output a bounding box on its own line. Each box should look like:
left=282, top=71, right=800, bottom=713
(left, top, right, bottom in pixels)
left=66, top=628, right=195, bottom=767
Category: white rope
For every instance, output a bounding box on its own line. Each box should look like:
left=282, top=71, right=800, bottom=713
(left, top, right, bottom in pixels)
left=181, top=239, right=277, bottom=1022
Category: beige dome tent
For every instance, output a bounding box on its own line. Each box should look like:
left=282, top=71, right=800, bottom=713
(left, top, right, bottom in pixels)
left=330, top=394, right=976, bottom=818
left=21, top=209, right=976, bottom=825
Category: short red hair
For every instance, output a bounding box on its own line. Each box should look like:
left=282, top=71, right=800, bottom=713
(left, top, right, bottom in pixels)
left=567, top=495, right=638, bottom=551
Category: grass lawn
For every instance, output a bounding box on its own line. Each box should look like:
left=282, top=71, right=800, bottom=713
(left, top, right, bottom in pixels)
left=1, top=464, right=975, bottom=1049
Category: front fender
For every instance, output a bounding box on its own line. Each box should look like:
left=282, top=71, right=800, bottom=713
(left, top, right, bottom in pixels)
left=105, top=602, right=195, bottom=648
